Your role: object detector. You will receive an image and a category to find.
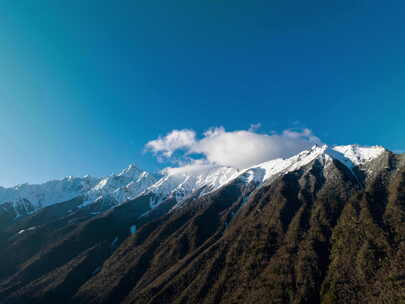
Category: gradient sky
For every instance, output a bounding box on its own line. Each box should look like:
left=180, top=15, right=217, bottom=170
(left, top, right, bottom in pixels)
left=0, top=0, right=404, bottom=186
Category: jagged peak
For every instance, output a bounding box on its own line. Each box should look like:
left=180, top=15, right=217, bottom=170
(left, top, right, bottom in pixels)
left=236, top=144, right=385, bottom=186
left=332, top=144, right=386, bottom=166
left=117, top=163, right=144, bottom=177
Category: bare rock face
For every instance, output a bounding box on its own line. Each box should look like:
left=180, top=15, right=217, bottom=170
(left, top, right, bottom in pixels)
left=0, top=147, right=403, bottom=304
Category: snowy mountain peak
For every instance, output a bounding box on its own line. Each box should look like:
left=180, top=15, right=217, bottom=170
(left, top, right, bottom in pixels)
left=238, top=144, right=327, bottom=184
left=145, top=165, right=239, bottom=207
left=332, top=144, right=385, bottom=166
left=117, top=163, right=143, bottom=178
left=86, top=164, right=158, bottom=203
left=237, top=144, right=385, bottom=186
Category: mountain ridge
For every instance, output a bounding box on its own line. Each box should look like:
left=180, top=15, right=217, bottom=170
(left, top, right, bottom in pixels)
left=0, top=144, right=388, bottom=220
left=0, top=143, right=403, bottom=304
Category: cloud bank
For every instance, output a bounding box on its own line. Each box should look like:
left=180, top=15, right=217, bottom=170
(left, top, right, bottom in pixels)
left=146, top=126, right=321, bottom=170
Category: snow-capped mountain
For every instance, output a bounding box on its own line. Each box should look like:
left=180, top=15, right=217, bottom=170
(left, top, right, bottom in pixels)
left=144, top=165, right=239, bottom=208
left=1, top=143, right=402, bottom=304
left=0, top=175, right=101, bottom=216
left=234, top=144, right=385, bottom=186
left=332, top=144, right=386, bottom=166
left=86, top=164, right=161, bottom=203
left=0, top=145, right=387, bottom=219
left=0, top=164, right=159, bottom=217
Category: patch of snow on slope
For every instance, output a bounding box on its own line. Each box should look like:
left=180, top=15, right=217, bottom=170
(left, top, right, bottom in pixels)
left=130, top=225, right=137, bottom=234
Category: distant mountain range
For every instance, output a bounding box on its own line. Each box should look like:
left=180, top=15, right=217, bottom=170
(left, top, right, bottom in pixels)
left=0, top=144, right=385, bottom=219
left=0, top=144, right=403, bottom=304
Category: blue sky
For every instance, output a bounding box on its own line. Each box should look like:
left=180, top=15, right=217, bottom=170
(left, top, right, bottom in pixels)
left=0, top=0, right=404, bottom=186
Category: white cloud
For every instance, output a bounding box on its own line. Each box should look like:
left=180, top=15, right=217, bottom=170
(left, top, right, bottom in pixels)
left=145, top=126, right=322, bottom=169
left=145, top=129, right=196, bottom=157
left=161, top=159, right=215, bottom=176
